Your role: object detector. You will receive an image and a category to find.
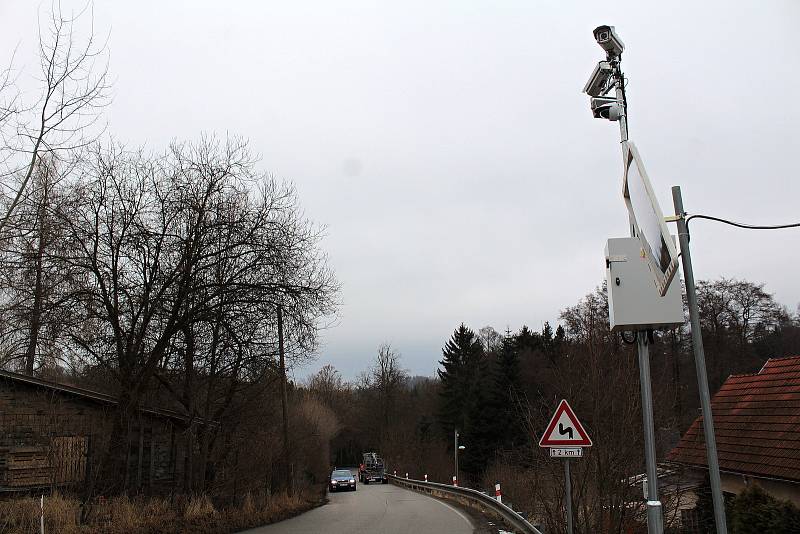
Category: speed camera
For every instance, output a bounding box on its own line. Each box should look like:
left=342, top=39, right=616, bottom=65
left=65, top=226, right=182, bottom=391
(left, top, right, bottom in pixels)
left=594, top=25, right=624, bottom=58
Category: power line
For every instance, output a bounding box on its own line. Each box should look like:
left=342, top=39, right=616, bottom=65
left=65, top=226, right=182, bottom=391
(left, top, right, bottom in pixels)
left=686, top=214, right=800, bottom=232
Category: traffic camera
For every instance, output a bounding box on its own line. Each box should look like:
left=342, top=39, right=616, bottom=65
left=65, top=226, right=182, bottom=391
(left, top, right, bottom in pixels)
left=590, top=96, right=623, bottom=121
left=594, top=25, right=624, bottom=57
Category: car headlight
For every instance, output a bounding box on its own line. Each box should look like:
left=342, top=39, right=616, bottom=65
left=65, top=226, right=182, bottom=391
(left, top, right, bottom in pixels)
left=350, top=479, right=355, bottom=483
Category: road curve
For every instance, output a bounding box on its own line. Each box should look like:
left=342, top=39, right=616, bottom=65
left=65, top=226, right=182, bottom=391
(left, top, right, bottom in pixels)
left=241, top=480, right=474, bottom=534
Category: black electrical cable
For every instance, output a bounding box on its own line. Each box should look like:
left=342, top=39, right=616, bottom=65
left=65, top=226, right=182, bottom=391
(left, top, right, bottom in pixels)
left=620, top=331, right=637, bottom=345
left=686, top=214, right=800, bottom=232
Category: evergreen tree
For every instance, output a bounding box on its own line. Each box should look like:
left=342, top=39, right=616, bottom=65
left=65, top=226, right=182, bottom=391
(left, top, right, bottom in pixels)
left=515, top=325, right=541, bottom=353
left=490, top=332, right=524, bottom=450
left=729, top=485, right=800, bottom=534
left=555, top=324, right=566, bottom=345
left=696, top=473, right=739, bottom=534
left=460, top=353, right=496, bottom=478
left=542, top=321, right=565, bottom=363
left=437, top=324, right=484, bottom=440
left=463, top=330, right=525, bottom=478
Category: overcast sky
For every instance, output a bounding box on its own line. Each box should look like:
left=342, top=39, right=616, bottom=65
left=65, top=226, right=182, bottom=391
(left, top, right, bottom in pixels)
left=3, top=1, right=799, bottom=379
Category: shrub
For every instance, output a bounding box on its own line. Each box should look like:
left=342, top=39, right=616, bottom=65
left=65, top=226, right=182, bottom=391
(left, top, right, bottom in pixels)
left=729, top=485, right=800, bottom=534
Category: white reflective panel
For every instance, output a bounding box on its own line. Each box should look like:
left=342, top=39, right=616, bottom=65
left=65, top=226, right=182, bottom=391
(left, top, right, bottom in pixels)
left=622, top=142, right=679, bottom=296
left=626, top=156, right=672, bottom=274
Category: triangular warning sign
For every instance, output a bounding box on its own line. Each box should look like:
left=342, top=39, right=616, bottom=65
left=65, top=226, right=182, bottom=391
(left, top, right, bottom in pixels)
left=538, top=399, right=592, bottom=447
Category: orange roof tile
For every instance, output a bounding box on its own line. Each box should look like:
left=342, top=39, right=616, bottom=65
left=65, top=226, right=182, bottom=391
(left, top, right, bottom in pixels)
left=667, top=356, right=800, bottom=481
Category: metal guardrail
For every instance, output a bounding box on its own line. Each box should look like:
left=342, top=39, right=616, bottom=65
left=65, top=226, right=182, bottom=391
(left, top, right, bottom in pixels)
left=388, top=475, right=543, bottom=534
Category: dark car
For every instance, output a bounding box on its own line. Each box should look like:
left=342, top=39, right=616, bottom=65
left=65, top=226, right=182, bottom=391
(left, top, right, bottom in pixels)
left=329, top=469, right=357, bottom=492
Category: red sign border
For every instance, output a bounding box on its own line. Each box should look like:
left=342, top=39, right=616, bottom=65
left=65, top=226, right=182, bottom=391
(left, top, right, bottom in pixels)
left=538, top=399, right=592, bottom=447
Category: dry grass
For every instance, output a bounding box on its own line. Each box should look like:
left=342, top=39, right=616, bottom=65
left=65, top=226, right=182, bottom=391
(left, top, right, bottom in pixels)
left=184, top=494, right=216, bottom=521
left=0, top=488, right=323, bottom=534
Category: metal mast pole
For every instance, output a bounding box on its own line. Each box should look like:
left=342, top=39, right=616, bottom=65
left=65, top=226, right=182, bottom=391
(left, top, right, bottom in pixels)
left=564, top=459, right=574, bottom=534
left=638, top=332, right=664, bottom=533
left=454, top=429, right=459, bottom=486
left=672, top=186, right=728, bottom=534
left=614, top=56, right=663, bottom=534
left=614, top=58, right=628, bottom=143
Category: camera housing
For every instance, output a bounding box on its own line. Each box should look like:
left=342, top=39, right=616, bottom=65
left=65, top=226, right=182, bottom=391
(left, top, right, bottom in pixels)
left=594, top=25, right=624, bottom=57
left=591, top=96, right=623, bottom=121
left=583, top=60, right=614, bottom=97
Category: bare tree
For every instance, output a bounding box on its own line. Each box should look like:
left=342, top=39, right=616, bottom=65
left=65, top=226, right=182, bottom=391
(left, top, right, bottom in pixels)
left=154, top=138, right=338, bottom=491
left=478, top=325, right=501, bottom=353
left=0, top=2, right=110, bottom=236
left=51, top=137, right=337, bottom=492
left=696, top=278, right=788, bottom=388
left=0, top=154, right=77, bottom=374
left=307, top=364, right=349, bottom=408
left=368, top=343, right=408, bottom=443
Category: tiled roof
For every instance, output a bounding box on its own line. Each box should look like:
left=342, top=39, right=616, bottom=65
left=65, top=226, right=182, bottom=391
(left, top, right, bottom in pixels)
left=666, top=356, right=800, bottom=482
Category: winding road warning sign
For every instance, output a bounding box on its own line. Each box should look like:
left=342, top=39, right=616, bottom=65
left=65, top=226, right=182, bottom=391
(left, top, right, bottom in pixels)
left=539, top=399, right=592, bottom=447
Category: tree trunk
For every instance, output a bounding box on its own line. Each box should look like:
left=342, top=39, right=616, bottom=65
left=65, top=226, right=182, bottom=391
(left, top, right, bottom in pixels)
left=183, top=321, right=196, bottom=492
left=278, top=305, right=292, bottom=496
left=24, top=253, right=44, bottom=374
left=24, top=188, right=49, bottom=375
left=101, top=389, right=135, bottom=494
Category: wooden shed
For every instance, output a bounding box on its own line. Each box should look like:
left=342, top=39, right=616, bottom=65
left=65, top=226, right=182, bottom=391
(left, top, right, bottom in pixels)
left=0, top=370, right=192, bottom=493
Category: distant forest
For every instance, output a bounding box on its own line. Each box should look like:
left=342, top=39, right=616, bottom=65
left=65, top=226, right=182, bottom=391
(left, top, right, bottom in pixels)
left=308, top=278, right=799, bottom=532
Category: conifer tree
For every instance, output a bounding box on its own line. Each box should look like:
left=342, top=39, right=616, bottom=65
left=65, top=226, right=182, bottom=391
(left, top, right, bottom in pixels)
left=515, top=325, right=541, bottom=353
left=460, top=349, right=494, bottom=475
left=491, top=332, right=524, bottom=450
left=437, top=324, right=484, bottom=440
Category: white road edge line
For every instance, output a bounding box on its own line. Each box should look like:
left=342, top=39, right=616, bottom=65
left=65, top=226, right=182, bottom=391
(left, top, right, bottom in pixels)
left=430, top=495, right=473, bottom=528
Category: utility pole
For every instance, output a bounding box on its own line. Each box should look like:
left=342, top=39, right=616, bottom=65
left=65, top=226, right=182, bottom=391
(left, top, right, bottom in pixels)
left=612, top=47, right=664, bottom=534
left=453, top=429, right=459, bottom=486
left=278, top=304, right=292, bottom=496
left=672, top=186, right=728, bottom=534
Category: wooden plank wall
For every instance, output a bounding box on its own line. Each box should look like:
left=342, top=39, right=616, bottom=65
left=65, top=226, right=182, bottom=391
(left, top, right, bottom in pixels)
left=0, top=378, right=188, bottom=493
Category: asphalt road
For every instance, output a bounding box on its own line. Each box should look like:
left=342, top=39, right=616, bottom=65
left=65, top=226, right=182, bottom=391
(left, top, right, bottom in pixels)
left=242, top=479, right=475, bottom=534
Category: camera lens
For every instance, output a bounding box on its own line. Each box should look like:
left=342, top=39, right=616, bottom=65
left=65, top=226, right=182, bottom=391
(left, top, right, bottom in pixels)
left=598, top=31, right=610, bottom=42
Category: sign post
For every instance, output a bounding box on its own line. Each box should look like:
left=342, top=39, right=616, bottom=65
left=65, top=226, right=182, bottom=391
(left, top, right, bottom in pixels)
left=539, top=400, right=592, bottom=534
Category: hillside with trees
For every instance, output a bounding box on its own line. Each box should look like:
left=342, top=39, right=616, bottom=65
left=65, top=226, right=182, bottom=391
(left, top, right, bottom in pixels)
left=303, top=279, right=799, bottom=533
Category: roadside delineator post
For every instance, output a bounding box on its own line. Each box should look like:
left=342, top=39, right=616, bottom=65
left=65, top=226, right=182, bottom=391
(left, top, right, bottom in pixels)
left=424, top=474, right=428, bottom=482
left=495, top=483, right=502, bottom=503
left=452, top=475, right=457, bottom=486
left=405, top=473, right=408, bottom=479
left=393, top=470, right=396, bottom=476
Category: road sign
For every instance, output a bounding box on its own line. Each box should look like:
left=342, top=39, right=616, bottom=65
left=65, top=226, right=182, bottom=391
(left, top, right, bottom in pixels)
left=550, top=448, right=584, bottom=458
left=539, top=399, right=592, bottom=447
left=621, top=141, right=679, bottom=297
